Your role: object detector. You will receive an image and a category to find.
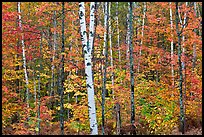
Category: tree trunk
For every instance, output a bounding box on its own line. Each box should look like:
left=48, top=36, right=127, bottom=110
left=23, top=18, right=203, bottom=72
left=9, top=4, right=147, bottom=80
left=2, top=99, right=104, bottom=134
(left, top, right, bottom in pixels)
left=17, top=2, right=30, bottom=110
left=15, top=3, right=20, bottom=94
left=115, top=103, right=121, bottom=135
left=128, top=2, right=136, bottom=135
left=137, top=2, right=146, bottom=73
left=109, top=2, right=114, bottom=99
left=126, top=12, right=129, bottom=64
left=102, top=2, right=109, bottom=135
left=50, top=8, right=57, bottom=97
left=175, top=2, right=185, bottom=134
left=116, top=2, right=121, bottom=63
left=79, top=2, right=98, bottom=135
left=169, top=2, right=174, bottom=88
left=37, top=33, right=43, bottom=135
left=192, top=2, right=198, bottom=71
left=59, top=2, right=65, bottom=135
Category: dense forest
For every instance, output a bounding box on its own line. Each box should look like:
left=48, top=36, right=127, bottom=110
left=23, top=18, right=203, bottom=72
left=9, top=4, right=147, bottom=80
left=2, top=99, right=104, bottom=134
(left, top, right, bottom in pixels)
left=2, top=2, right=202, bottom=135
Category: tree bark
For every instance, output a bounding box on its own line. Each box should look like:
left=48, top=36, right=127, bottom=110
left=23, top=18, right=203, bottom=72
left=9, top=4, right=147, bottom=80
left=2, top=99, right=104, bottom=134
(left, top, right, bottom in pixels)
left=109, top=3, right=114, bottom=99
left=169, top=2, right=174, bottom=88
left=79, top=2, right=98, bottom=135
left=115, top=103, right=121, bottom=135
left=102, top=2, right=109, bottom=135
left=192, top=2, right=198, bottom=71
left=116, top=2, right=121, bottom=63
left=128, top=2, right=136, bottom=135
left=59, top=2, right=65, bottom=135
left=17, top=2, right=30, bottom=110
left=50, top=8, right=57, bottom=97
left=175, top=2, right=185, bottom=134
left=37, top=33, right=43, bottom=135
left=137, top=2, right=146, bottom=73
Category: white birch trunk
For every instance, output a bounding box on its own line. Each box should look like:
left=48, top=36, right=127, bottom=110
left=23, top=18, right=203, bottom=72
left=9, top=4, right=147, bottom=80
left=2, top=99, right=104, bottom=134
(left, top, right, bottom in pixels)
left=126, top=12, right=129, bottom=63
left=67, top=71, right=72, bottom=119
left=33, top=72, right=37, bottom=111
left=137, top=2, right=146, bottom=73
left=79, top=2, right=98, bottom=135
left=116, top=2, right=121, bottom=63
left=193, top=2, right=197, bottom=70
left=169, top=2, right=174, bottom=87
left=109, top=2, right=114, bottom=99
left=17, top=2, right=29, bottom=109
left=51, top=9, right=57, bottom=97
left=181, top=2, right=187, bottom=71
left=102, top=2, right=108, bottom=74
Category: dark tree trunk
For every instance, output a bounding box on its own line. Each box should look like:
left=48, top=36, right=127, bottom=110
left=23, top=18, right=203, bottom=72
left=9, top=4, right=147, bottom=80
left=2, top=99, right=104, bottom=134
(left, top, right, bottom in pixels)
left=128, top=2, right=136, bottom=135
left=102, top=2, right=109, bottom=135
left=175, top=2, right=185, bottom=134
left=59, top=2, right=65, bottom=135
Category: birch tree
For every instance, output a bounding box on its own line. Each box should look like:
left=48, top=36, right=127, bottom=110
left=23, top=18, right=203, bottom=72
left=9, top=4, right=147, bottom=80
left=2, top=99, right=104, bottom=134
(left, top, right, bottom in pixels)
left=79, top=2, right=98, bottom=135
left=108, top=3, right=114, bottom=99
left=17, top=2, right=30, bottom=109
left=50, top=7, right=57, bottom=97
left=37, top=34, right=43, bottom=135
left=128, top=2, right=136, bottom=135
left=137, top=2, right=146, bottom=73
left=175, top=2, right=185, bottom=134
left=192, top=2, right=198, bottom=71
left=116, top=2, right=121, bottom=63
left=169, top=2, right=174, bottom=87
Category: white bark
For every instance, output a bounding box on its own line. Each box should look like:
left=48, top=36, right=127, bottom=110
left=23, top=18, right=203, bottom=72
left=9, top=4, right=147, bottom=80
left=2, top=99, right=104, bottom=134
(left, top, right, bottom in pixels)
left=126, top=12, right=129, bottom=62
left=17, top=2, right=29, bottom=109
left=169, top=2, right=174, bottom=87
left=137, top=2, right=146, bottom=73
left=102, top=2, right=108, bottom=72
left=193, top=2, right=197, bottom=70
left=178, top=3, right=188, bottom=71
left=51, top=9, right=57, bottom=97
left=33, top=72, right=37, bottom=105
left=116, top=2, right=121, bottom=62
left=79, top=2, right=98, bottom=135
left=109, top=2, right=114, bottom=99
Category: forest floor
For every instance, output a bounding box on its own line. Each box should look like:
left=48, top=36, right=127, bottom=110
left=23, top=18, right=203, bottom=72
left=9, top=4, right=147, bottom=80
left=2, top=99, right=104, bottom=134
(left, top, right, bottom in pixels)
left=170, top=126, right=202, bottom=135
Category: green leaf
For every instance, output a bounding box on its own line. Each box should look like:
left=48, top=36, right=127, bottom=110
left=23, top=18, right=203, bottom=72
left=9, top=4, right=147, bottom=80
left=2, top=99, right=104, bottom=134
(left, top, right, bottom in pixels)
left=35, top=127, right=39, bottom=132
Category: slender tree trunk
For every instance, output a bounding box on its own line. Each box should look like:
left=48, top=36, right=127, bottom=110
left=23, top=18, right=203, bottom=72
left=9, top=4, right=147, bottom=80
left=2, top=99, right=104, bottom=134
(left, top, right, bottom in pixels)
left=128, top=2, right=136, bottom=135
left=126, top=12, right=129, bottom=64
left=137, top=2, right=146, bottom=73
left=16, top=3, right=20, bottom=94
left=37, top=73, right=41, bottom=135
left=108, top=3, right=114, bottom=99
left=50, top=9, right=57, bottom=97
left=115, top=103, right=121, bottom=135
left=194, top=2, right=201, bottom=36
left=169, top=2, right=174, bottom=88
left=37, top=33, right=43, bottom=135
left=181, top=3, right=188, bottom=132
left=33, top=70, right=37, bottom=135
left=67, top=71, right=71, bottom=120
left=59, top=2, right=65, bottom=135
left=175, top=2, right=185, bottom=134
left=102, top=2, right=109, bottom=135
left=79, top=2, right=98, bottom=135
left=17, top=2, right=30, bottom=110
left=192, top=2, right=197, bottom=71
left=116, top=2, right=121, bottom=63
left=33, top=71, right=36, bottom=107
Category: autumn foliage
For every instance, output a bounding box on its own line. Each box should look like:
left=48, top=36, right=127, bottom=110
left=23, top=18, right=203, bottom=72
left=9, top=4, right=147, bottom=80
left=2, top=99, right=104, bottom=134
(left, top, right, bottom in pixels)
left=2, top=2, right=202, bottom=135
